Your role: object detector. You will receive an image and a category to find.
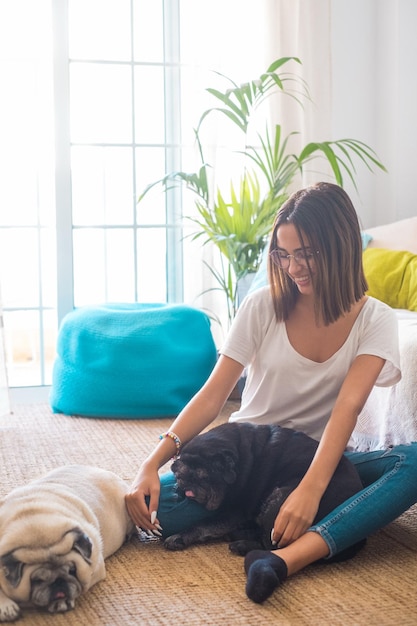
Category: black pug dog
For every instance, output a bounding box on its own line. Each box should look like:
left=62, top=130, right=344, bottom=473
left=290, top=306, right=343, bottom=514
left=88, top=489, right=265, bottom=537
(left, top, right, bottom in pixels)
left=164, top=422, right=366, bottom=561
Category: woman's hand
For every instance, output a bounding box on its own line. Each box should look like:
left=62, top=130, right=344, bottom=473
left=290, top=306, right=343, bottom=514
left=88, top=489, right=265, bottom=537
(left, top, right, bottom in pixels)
left=271, top=484, right=321, bottom=547
left=124, top=356, right=244, bottom=533
left=125, top=462, right=162, bottom=534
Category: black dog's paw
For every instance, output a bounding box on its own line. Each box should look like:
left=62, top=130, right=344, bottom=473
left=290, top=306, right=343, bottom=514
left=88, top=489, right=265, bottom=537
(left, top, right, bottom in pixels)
left=163, top=534, right=187, bottom=551
left=229, top=540, right=263, bottom=556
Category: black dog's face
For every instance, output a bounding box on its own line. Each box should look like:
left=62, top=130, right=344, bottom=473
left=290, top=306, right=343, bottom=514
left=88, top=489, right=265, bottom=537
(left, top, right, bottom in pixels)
left=171, top=446, right=238, bottom=511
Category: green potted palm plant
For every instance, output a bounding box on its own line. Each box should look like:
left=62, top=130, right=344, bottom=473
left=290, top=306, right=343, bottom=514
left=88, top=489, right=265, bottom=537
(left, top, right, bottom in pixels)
left=139, top=57, right=386, bottom=326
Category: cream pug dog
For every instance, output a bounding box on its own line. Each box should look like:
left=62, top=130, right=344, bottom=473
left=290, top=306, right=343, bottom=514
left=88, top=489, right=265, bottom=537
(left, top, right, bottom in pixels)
left=0, top=465, right=135, bottom=622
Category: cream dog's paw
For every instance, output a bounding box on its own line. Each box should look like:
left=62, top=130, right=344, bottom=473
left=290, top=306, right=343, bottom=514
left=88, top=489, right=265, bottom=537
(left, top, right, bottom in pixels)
left=0, top=593, right=21, bottom=622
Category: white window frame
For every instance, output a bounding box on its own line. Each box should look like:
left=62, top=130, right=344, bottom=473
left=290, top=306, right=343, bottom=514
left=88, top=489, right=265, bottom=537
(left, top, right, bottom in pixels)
left=9, top=0, right=185, bottom=398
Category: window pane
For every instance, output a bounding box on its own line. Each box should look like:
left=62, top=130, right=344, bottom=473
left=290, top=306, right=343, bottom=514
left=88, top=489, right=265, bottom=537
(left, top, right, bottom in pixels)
left=135, top=147, right=166, bottom=225
left=4, top=310, right=42, bottom=387
left=134, top=66, right=165, bottom=144
left=0, top=20, right=54, bottom=227
left=69, top=0, right=131, bottom=61
left=0, top=136, right=39, bottom=225
left=133, top=0, right=164, bottom=62
left=0, top=69, right=55, bottom=226
left=137, top=228, right=166, bottom=301
left=180, top=66, right=214, bottom=146
left=0, top=229, right=39, bottom=307
left=73, top=228, right=135, bottom=306
left=0, top=0, right=51, bottom=58
left=105, top=230, right=136, bottom=302
left=72, top=146, right=134, bottom=226
left=70, top=64, right=132, bottom=143
left=4, top=307, right=57, bottom=387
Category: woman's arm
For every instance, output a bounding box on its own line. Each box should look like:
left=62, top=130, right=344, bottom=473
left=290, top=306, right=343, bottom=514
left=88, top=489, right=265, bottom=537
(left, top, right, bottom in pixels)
left=125, top=354, right=244, bottom=529
left=272, top=353, right=386, bottom=546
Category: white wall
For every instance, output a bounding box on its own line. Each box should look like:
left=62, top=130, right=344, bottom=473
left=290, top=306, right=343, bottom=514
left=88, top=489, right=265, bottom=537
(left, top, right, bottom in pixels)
left=331, top=0, right=417, bottom=228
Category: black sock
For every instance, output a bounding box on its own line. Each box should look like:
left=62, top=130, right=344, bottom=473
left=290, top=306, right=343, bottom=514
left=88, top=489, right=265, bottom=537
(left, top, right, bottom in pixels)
left=244, top=550, right=288, bottom=603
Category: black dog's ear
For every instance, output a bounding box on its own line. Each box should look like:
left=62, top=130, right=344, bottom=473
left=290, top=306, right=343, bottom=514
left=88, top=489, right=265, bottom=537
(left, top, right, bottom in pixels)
left=224, top=452, right=238, bottom=484
left=70, top=528, right=93, bottom=563
left=212, top=452, right=237, bottom=485
left=1, top=552, right=24, bottom=588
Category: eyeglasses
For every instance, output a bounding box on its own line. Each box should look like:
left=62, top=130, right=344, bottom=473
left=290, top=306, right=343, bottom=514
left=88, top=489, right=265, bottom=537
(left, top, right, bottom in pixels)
left=269, top=249, right=319, bottom=269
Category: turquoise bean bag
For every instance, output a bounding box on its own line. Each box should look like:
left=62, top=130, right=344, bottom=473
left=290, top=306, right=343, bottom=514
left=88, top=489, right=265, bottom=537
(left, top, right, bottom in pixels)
left=50, top=303, right=217, bottom=418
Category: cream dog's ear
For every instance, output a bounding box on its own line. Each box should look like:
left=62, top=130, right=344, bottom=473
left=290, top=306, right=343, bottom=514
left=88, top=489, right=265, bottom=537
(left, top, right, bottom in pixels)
left=70, top=528, right=93, bottom=564
left=1, top=552, right=24, bottom=588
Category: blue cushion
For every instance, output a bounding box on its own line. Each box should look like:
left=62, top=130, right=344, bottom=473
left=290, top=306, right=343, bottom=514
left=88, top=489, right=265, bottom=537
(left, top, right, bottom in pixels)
left=50, top=303, right=217, bottom=418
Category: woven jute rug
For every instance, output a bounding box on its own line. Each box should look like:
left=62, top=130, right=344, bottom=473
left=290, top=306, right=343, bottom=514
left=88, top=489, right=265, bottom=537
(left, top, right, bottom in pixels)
left=1, top=401, right=417, bottom=626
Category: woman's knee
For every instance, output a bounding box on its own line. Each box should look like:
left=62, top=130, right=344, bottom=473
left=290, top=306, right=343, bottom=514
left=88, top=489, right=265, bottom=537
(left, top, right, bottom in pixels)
left=390, top=442, right=417, bottom=477
left=157, top=471, right=216, bottom=538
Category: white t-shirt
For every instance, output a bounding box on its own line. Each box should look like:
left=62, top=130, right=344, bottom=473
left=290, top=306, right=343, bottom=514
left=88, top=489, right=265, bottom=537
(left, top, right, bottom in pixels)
left=220, top=287, right=401, bottom=442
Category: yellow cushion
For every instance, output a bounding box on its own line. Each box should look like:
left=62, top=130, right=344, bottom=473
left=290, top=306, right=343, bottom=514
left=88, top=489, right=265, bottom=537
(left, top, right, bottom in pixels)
left=363, top=248, right=417, bottom=311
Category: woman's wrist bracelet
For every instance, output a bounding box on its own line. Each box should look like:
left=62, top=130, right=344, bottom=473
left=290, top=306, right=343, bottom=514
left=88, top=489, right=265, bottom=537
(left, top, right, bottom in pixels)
left=159, top=430, right=182, bottom=459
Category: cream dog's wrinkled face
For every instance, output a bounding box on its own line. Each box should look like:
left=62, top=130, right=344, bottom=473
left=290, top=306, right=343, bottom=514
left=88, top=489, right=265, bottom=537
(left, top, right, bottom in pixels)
left=0, top=527, right=95, bottom=615
left=0, top=465, right=134, bottom=622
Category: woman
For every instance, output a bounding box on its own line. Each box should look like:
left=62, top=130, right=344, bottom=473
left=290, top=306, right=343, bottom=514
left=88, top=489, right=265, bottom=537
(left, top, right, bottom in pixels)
left=126, top=182, right=417, bottom=603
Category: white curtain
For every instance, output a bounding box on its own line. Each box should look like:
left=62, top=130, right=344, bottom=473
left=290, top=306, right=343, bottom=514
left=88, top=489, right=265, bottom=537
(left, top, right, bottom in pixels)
left=180, top=0, right=333, bottom=342
left=266, top=0, right=333, bottom=188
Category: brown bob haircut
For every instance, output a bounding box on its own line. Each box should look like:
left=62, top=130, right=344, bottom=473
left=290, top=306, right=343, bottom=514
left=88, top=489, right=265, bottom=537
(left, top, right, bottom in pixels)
left=268, top=182, right=368, bottom=325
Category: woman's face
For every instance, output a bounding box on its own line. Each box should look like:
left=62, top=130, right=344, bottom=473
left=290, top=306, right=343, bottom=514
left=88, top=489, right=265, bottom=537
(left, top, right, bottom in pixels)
left=273, top=223, right=317, bottom=295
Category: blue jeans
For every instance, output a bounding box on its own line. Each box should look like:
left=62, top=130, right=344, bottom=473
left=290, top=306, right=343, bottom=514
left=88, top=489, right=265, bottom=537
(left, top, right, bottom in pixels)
left=311, top=443, right=417, bottom=557
left=155, top=472, right=217, bottom=538
left=157, top=443, right=417, bottom=556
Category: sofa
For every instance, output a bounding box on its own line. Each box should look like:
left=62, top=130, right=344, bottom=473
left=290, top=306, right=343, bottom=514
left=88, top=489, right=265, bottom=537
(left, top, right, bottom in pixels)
left=351, top=216, right=417, bottom=450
